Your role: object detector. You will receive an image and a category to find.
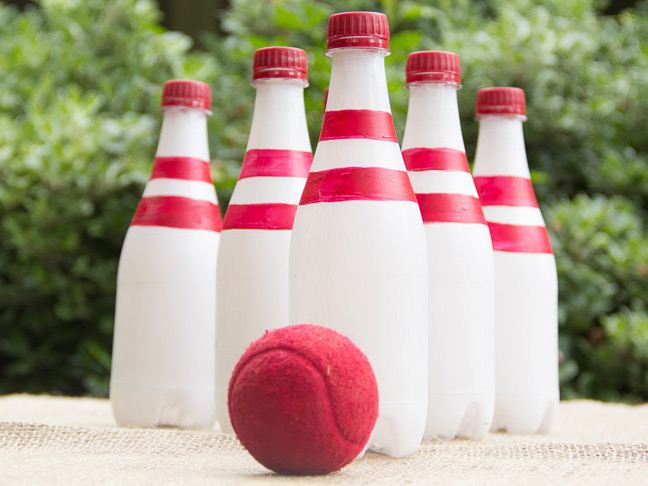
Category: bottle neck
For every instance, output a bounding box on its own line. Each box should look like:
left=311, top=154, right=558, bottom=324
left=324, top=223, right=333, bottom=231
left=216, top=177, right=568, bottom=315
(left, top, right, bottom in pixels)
left=401, top=83, right=464, bottom=152
left=472, top=115, right=530, bottom=178
left=247, top=79, right=311, bottom=152
left=326, top=49, right=391, bottom=112
left=155, top=106, right=210, bottom=160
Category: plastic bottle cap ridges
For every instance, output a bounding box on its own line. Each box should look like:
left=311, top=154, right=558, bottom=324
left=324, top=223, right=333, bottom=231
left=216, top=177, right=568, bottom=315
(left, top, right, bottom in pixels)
left=253, top=47, right=308, bottom=83
left=161, top=80, right=211, bottom=112
left=476, top=87, right=526, bottom=116
left=327, top=11, right=389, bottom=51
left=406, top=51, right=460, bottom=86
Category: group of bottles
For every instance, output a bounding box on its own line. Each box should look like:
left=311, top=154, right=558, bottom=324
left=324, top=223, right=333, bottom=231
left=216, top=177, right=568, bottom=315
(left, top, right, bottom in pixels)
left=110, top=11, right=558, bottom=458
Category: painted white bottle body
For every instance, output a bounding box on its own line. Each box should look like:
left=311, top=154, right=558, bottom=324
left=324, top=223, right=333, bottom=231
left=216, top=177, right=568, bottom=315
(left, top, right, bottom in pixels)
left=289, top=49, right=428, bottom=458
left=402, top=81, right=495, bottom=440
left=473, top=114, right=559, bottom=434
left=111, top=104, right=221, bottom=428
left=216, top=78, right=312, bottom=433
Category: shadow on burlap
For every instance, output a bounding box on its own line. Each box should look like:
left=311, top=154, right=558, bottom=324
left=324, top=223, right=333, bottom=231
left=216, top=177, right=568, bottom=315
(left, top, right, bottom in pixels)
left=0, top=395, right=646, bottom=485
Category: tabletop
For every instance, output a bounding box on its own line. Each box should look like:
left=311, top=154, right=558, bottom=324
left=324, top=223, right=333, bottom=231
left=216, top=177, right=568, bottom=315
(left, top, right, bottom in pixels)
left=1, top=394, right=647, bottom=484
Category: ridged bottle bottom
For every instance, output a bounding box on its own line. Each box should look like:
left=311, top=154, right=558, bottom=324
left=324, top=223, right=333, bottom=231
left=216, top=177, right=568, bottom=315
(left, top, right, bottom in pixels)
left=111, top=382, right=216, bottom=429
left=491, top=394, right=559, bottom=434
left=425, top=391, right=495, bottom=440
left=367, top=400, right=427, bottom=458
left=215, top=391, right=234, bottom=434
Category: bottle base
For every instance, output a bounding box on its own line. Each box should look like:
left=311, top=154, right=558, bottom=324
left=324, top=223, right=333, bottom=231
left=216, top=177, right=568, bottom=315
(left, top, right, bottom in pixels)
left=110, top=382, right=216, bottom=429
left=367, top=400, right=427, bottom=458
left=215, top=402, right=234, bottom=434
left=424, top=391, right=494, bottom=440
left=490, top=394, right=559, bottom=434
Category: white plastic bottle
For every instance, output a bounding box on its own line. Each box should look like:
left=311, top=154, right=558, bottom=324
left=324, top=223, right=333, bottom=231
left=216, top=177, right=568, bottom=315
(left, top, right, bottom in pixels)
left=289, top=11, right=428, bottom=458
left=401, top=51, right=495, bottom=440
left=215, top=47, right=312, bottom=433
left=472, top=87, right=559, bottom=434
left=110, top=80, right=222, bottom=428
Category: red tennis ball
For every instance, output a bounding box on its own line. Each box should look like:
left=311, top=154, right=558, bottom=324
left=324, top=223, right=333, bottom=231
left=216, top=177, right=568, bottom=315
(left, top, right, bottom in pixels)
left=228, top=324, right=379, bottom=475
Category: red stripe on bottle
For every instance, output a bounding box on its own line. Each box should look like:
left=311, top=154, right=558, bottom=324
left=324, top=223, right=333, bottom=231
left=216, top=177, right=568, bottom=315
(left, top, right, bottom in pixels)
left=403, top=148, right=470, bottom=173
left=416, top=193, right=487, bottom=225
left=319, top=110, right=398, bottom=142
left=300, top=167, right=416, bottom=205
left=222, top=204, right=297, bottom=230
left=488, top=222, right=553, bottom=254
left=474, top=176, right=539, bottom=208
left=130, top=196, right=222, bottom=232
left=150, top=157, right=212, bottom=183
left=238, top=149, right=313, bottom=179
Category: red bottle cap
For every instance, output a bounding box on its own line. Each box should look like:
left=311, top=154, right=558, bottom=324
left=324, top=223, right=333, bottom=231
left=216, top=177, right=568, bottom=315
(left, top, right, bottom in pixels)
left=406, top=51, right=461, bottom=86
left=253, top=47, right=308, bottom=84
left=161, top=80, right=211, bottom=112
left=476, top=87, right=526, bottom=116
left=327, top=12, right=390, bottom=52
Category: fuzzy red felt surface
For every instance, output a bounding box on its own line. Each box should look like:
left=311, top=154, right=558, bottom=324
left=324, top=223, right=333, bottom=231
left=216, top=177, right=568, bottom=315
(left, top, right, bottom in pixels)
left=228, top=324, right=379, bottom=475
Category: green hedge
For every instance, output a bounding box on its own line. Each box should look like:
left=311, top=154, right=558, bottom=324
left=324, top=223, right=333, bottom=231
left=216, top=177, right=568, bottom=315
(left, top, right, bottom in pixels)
left=1, top=0, right=647, bottom=401
left=0, top=0, right=222, bottom=396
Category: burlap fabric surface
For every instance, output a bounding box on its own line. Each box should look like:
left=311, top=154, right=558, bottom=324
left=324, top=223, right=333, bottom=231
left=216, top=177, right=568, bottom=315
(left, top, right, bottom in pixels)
left=0, top=395, right=646, bottom=484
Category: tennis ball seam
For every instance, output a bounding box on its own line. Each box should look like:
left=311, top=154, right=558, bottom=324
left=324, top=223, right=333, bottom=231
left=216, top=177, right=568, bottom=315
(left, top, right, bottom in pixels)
left=229, top=345, right=362, bottom=447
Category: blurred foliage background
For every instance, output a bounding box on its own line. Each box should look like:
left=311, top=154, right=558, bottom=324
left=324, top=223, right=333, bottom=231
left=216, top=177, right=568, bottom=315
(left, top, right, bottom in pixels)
left=0, top=0, right=646, bottom=401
